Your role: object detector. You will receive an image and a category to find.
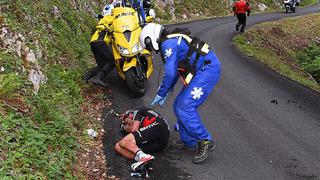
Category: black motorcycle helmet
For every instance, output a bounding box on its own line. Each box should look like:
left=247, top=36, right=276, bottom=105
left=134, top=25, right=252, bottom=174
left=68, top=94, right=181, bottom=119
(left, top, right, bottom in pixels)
left=143, top=0, right=152, bottom=8
left=122, top=0, right=132, bottom=7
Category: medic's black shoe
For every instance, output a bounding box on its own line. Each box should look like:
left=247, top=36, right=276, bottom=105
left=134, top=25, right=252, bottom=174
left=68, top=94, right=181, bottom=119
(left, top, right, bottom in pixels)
left=172, top=140, right=196, bottom=151
left=192, top=140, right=214, bottom=164
left=208, top=140, right=216, bottom=151
left=172, top=140, right=185, bottom=149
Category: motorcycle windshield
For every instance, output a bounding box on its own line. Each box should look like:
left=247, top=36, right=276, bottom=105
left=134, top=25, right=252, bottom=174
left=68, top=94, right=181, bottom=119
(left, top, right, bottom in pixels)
left=112, top=7, right=140, bottom=33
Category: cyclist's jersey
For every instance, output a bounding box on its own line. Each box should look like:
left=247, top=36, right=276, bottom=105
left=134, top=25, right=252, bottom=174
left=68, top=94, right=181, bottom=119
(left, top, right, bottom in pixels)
left=133, top=107, right=169, bottom=128
left=131, top=107, right=170, bottom=153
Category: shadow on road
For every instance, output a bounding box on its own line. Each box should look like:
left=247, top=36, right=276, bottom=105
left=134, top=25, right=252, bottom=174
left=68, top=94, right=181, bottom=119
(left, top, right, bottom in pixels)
left=102, top=72, right=191, bottom=179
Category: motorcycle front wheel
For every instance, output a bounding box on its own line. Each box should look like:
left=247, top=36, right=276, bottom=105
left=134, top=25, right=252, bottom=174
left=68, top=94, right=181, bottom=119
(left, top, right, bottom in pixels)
left=125, top=68, right=146, bottom=97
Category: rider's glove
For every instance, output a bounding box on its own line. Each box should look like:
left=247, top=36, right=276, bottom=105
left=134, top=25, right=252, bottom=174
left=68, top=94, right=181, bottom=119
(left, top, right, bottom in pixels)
left=151, top=94, right=167, bottom=106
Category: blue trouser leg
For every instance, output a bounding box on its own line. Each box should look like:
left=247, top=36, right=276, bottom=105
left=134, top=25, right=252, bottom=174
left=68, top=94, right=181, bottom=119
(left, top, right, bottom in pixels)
left=173, top=62, right=221, bottom=148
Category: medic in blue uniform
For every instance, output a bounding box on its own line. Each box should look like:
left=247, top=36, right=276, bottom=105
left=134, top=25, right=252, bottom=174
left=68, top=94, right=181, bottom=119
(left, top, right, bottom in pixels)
left=133, top=0, right=147, bottom=23
left=139, top=23, right=221, bottom=164
left=122, top=0, right=147, bottom=23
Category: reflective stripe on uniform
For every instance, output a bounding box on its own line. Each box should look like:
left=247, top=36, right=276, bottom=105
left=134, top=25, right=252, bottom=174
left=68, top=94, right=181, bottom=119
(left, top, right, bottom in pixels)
left=166, top=33, right=210, bottom=54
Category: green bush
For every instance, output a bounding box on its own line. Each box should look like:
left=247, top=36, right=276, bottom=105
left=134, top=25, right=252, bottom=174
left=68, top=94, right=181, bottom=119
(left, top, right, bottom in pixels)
left=0, top=73, right=22, bottom=98
left=300, top=0, right=318, bottom=6
left=0, top=112, right=75, bottom=178
left=32, top=65, right=82, bottom=123
left=0, top=64, right=83, bottom=178
left=0, top=52, right=23, bottom=74
left=0, top=0, right=96, bottom=177
left=298, top=44, right=320, bottom=83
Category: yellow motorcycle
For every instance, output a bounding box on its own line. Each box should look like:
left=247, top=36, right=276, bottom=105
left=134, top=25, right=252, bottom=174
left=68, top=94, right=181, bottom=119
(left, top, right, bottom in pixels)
left=110, top=7, right=154, bottom=97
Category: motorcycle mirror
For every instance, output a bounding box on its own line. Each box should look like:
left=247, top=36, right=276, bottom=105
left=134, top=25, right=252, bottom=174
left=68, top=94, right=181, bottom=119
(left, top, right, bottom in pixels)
left=95, top=14, right=103, bottom=20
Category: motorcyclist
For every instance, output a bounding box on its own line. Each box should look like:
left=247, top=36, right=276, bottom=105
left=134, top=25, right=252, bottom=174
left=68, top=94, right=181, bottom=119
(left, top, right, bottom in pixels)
left=115, top=107, right=170, bottom=171
left=139, top=23, right=221, bottom=164
left=83, top=0, right=148, bottom=86
left=284, top=0, right=298, bottom=13
left=143, top=0, right=156, bottom=19
left=82, top=0, right=116, bottom=86
left=233, top=0, right=251, bottom=33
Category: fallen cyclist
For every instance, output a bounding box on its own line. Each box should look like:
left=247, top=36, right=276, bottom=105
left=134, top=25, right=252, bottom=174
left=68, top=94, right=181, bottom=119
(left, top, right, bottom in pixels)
left=114, top=107, right=170, bottom=171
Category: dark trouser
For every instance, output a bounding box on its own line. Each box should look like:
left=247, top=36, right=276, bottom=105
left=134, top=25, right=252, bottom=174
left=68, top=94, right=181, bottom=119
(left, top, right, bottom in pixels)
left=236, top=13, right=246, bottom=32
left=84, top=41, right=115, bottom=82
left=91, top=40, right=114, bottom=73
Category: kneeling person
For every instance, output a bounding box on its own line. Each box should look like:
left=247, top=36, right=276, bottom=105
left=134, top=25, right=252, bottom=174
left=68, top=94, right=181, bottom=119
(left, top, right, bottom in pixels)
left=114, top=107, right=170, bottom=171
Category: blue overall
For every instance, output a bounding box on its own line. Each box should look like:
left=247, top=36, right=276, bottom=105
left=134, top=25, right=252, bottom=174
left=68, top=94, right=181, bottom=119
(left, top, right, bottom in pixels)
left=158, top=36, right=221, bottom=148
left=129, top=0, right=146, bottom=22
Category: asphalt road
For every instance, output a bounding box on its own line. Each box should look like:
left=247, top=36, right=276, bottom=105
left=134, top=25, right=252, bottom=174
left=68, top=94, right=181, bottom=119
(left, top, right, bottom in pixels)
left=103, top=4, right=320, bottom=180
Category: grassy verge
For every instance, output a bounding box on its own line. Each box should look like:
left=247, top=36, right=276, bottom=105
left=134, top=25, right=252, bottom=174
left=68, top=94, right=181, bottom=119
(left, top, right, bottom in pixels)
left=233, top=13, right=320, bottom=92
left=299, top=0, right=318, bottom=6
left=0, top=65, right=82, bottom=178
left=0, top=0, right=106, bottom=178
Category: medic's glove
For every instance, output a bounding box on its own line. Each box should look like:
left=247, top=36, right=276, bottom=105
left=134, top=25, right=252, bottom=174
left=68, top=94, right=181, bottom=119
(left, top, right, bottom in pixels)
left=169, top=86, right=174, bottom=92
left=151, top=94, right=167, bottom=106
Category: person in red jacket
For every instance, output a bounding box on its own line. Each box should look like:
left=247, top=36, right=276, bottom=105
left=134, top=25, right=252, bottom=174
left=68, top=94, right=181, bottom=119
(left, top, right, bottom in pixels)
left=233, top=0, right=251, bottom=33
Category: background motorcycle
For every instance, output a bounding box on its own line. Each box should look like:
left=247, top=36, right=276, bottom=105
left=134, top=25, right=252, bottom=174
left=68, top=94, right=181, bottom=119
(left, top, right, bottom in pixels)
left=284, top=0, right=296, bottom=13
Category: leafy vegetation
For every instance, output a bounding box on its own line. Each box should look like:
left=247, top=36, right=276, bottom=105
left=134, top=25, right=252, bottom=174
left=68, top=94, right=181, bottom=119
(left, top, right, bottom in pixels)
left=233, top=13, right=320, bottom=92
left=175, top=0, right=229, bottom=18
left=299, top=0, right=318, bottom=6
left=0, top=0, right=100, bottom=178
left=298, top=44, right=320, bottom=83
left=0, top=73, right=22, bottom=98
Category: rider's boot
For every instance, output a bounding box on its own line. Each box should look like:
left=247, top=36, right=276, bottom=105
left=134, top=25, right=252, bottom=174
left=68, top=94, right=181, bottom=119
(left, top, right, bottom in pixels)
left=91, top=71, right=108, bottom=87
left=83, top=67, right=99, bottom=82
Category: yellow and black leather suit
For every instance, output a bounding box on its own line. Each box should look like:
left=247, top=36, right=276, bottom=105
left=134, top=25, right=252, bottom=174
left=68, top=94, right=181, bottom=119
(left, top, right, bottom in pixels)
left=83, top=15, right=115, bottom=86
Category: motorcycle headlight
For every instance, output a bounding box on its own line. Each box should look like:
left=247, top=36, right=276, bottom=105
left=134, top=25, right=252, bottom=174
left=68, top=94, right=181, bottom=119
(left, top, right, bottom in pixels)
left=131, top=43, right=140, bottom=54
left=118, top=45, right=129, bottom=55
